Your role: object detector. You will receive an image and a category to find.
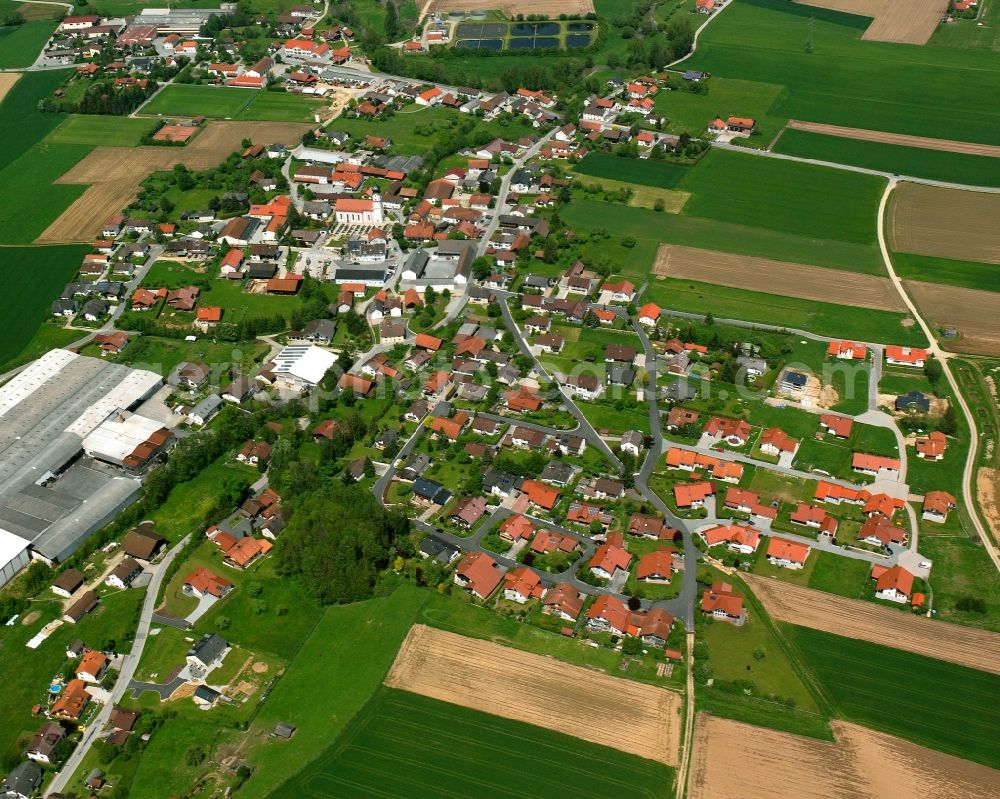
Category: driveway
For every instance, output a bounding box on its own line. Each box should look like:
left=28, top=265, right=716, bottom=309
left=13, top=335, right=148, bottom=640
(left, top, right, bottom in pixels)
left=184, top=594, right=218, bottom=625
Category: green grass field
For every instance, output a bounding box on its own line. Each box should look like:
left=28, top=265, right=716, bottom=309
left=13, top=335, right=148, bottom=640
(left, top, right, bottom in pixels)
left=0, top=19, right=57, bottom=68
left=805, top=551, right=869, bottom=598
left=574, top=152, right=690, bottom=189
left=889, top=251, right=1000, bottom=294
left=686, top=0, right=1000, bottom=144
left=0, top=244, right=90, bottom=370
left=657, top=76, right=787, bottom=146
left=239, top=585, right=429, bottom=799
left=678, top=148, right=885, bottom=246
left=774, top=128, right=1000, bottom=188
left=0, top=69, right=72, bottom=171
left=46, top=115, right=158, bottom=147
left=142, top=84, right=258, bottom=118
left=272, top=687, right=674, bottom=799
left=0, top=142, right=93, bottom=244
left=641, top=277, right=926, bottom=346
left=563, top=198, right=884, bottom=274
left=241, top=90, right=326, bottom=121
left=786, top=624, right=1000, bottom=768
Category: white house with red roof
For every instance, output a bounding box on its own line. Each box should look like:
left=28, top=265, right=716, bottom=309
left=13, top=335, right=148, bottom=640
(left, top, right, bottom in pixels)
left=699, top=523, right=760, bottom=554
left=871, top=564, right=914, bottom=603
left=454, top=552, right=505, bottom=599
left=827, top=340, right=868, bottom=360
left=766, top=537, right=811, bottom=570
left=885, top=346, right=927, bottom=368
left=701, top=582, right=745, bottom=625
left=502, top=566, right=544, bottom=603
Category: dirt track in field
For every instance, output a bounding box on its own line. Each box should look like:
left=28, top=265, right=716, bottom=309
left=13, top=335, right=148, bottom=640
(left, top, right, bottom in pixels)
left=795, top=0, right=947, bottom=44
left=428, top=0, right=594, bottom=14
left=36, top=121, right=310, bottom=243
left=904, top=280, right=1000, bottom=355
left=653, top=243, right=906, bottom=311
left=386, top=624, right=681, bottom=765
left=0, top=74, right=19, bottom=105
left=889, top=182, right=1000, bottom=265
left=977, top=469, right=1000, bottom=543
left=743, top=574, right=1000, bottom=675
left=787, top=120, right=1000, bottom=158
left=689, top=714, right=1000, bottom=799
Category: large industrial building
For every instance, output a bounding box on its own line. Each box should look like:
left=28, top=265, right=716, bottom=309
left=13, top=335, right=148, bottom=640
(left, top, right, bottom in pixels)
left=0, top=350, right=166, bottom=586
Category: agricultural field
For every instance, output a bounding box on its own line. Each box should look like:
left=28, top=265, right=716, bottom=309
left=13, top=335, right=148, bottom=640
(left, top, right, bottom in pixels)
left=904, top=280, right=1000, bottom=355
left=574, top=152, right=690, bottom=190
left=890, top=251, right=1000, bottom=294
left=796, top=0, right=947, bottom=45
left=238, top=585, right=429, bottom=799
left=889, top=182, right=1000, bottom=265
left=744, top=574, right=1000, bottom=676
left=0, top=70, right=71, bottom=170
left=571, top=171, right=690, bottom=212
left=775, top=128, right=1000, bottom=188
left=0, top=19, right=57, bottom=68
left=272, top=688, right=672, bottom=799
left=386, top=624, right=681, bottom=764
left=786, top=624, right=1000, bottom=768
left=563, top=198, right=884, bottom=274
left=677, top=148, right=885, bottom=246
left=685, top=0, right=1000, bottom=144
left=37, top=121, right=309, bottom=242
left=45, top=115, right=159, bottom=147
left=653, top=244, right=903, bottom=310
left=0, top=243, right=89, bottom=370
left=689, top=713, right=1000, bottom=799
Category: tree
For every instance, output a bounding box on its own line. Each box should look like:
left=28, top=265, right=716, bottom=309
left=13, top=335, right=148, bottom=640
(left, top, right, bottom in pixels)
left=627, top=595, right=642, bottom=611
left=384, top=1, right=402, bottom=39
left=275, top=484, right=408, bottom=604
left=939, top=403, right=958, bottom=436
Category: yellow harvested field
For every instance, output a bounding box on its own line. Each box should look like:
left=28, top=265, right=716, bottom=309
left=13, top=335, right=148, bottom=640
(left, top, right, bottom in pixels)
left=386, top=624, right=681, bottom=765
left=428, top=0, right=594, bottom=14
left=689, top=714, right=1000, bottom=799
left=889, top=182, right=1000, bottom=264
left=787, top=120, right=1000, bottom=158
left=0, top=73, right=19, bottom=104
left=653, top=243, right=906, bottom=311
left=904, top=280, right=1000, bottom=355
left=743, top=574, right=1000, bottom=676
left=795, top=0, right=947, bottom=44
left=36, top=121, right=310, bottom=243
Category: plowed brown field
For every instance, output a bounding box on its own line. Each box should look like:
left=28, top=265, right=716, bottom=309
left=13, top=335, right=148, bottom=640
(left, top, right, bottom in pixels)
left=787, top=120, right=1000, bottom=158
left=428, top=0, right=594, bottom=14
left=795, top=0, right=947, bottom=44
left=386, top=624, right=681, bottom=764
left=0, top=74, right=19, bottom=104
left=889, top=182, right=1000, bottom=264
left=689, top=714, right=1000, bottom=799
left=904, top=280, right=1000, bottom=355
left=743, top=575, right=1000, bottom=675
left=36, top=121, right=310, bottom=243
left=653, top=243, right=905, bottom=311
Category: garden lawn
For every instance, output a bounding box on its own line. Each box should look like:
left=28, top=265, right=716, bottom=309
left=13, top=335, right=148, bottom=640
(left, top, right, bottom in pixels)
left=563, top=198, right=883, bottom=274
left=271, top=687, right=674, bottom=799
left=686, top=0, right=1000, bottom=144
left=238, top=584, right=428, bottom=799
left=577, top=400, right=650, bottom=435
left=45, top=115, right=157, bottom=147
left=141, top=84, right=257, bottom=118
left=774, top=128, right=1000, bottom=189
left=805, top=551, right=869, bottom=598
left=0, top=244, right=89, bottom=369
left=118, top=335, right=270, bottom=379
left=128, top=717, right=235, bottom=799
left=146, top=457, right=259, bottom=540
left=918, top=536, right=1000, bottom=633
left=785, top=624, right=1000, bottom=768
